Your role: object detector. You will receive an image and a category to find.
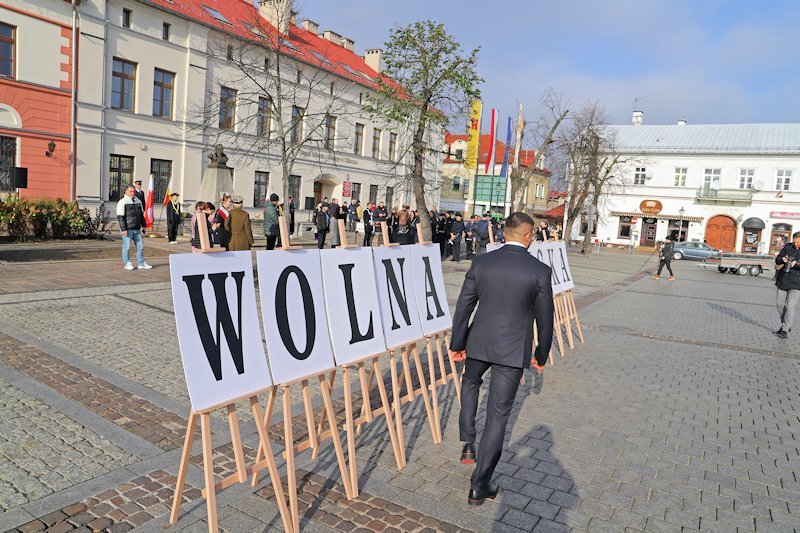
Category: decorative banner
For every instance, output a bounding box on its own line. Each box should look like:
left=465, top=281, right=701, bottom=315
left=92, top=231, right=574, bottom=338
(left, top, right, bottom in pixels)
left=465, top=100, right=482, bottom=170
left=372, top=245, right=424, bottom=349
left=256, top=249, right=336, bottom=385
left=342, top=181, right=352, bottom=198
left=409, top=244, right=452, bottom=335
left=483, top=107, right=498, bottom=175
left=319, top=248, right=387, bottom=365
left=487, top=241, right=574, bottom=294
left=170, top=252, right=272, bottom=412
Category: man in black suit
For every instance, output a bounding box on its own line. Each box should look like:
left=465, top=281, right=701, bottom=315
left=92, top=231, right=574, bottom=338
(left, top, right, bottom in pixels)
left=450, top=211, right=554, bottom=505
left=133, top=179, right=145, bottom=206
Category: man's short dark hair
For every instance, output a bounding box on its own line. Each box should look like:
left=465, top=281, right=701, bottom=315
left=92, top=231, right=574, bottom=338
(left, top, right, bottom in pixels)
left=505, top=212, right=534, bottom=232
left=793, top=232, right=800, bottom=239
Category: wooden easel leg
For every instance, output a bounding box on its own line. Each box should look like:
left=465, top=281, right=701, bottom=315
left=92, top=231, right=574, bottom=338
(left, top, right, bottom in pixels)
left=312, top=369, right=337, bottom=459
left=400, top=346, right=415, bottom=400
left=317, top=373, right=355, bottom=500
left=435, top=333, right=460, bottom=403
left=342, top=367, right=358, bottom=498
left=389, top=350, right=406, bottom=467
left=169, top=411, right=196, bottom=525
left=252, top=387, right=276, bottom=487
left=559, top=294, right=575, bottom=349
left=226, top=405, right=247, bottom=483
left=552, top=298, right=566, bottom=357
left=358, top=362, right=374, bottom=424
left=200, top=413, right=218, bottom=533
left=411, top=344, right=441, bottom=444
left=423, top=338, right=443, bottom=442
left=372, top=358, right=404, bottom=470
left=357, top=364, right=377, bottom=436
left=569, top=291, right=585, bottom=343
left=281, top=387, right=299, bottom=533
left=301, top=380, right=318, bottom=454
left=249, top=397, right=292, bottom=532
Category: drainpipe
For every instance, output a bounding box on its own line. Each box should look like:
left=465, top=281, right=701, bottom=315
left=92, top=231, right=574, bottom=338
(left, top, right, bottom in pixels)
left=99, top=2, right=108, bottom=203
left=70, top=0, right=78, bottom=201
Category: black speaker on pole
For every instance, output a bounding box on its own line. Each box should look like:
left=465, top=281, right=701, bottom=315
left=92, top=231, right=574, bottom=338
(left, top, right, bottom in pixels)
left=13, top=167, right=27, bottom=189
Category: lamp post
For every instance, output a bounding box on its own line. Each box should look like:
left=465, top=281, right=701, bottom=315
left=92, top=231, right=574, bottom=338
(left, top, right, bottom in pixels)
left=678, top=207, right=685, bottom=242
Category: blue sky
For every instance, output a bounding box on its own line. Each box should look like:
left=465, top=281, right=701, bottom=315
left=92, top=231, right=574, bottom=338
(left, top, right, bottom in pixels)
left=302, top=0, right=800, bottom=130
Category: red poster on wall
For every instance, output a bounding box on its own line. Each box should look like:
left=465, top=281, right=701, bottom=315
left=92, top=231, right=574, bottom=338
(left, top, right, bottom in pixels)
left=342, top=181, right=352, bottom=197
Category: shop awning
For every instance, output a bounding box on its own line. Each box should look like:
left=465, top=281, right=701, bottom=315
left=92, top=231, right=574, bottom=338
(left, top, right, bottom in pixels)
left=541, top=204, right=564, bottom=219
left=610, top=211, right=704, bottom=223
left=742, top=217, right=765, bottom=229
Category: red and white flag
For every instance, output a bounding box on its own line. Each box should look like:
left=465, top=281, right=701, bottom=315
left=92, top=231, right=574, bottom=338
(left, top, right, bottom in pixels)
left=218, top=205, right=229, bottom=220
left=483, top=107, right=498, bottom=175
left=144, top=174, right=155, bottom=228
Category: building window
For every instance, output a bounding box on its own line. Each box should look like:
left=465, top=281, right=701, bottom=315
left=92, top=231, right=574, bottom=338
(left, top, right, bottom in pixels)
left=389, top=133, right=398, bottom=162
left=580, top=214, right=598, bottom=236
left=296, top=69, right=302, bottom=84
left=668, top=219, right=689, bottom=241
left=112, top=58, right=137, bottom=111
left=354, top=123, right=364, bottom=155
left=330, top=81, right=335, bottom=95
left=257, top=96, right=271, bottom=136
left=290, top=106, right=304, bottom=144
left=226, top=44, right=234, bottom=60
left=254, top=171, right=269, bottom=208
left=150, top=159, right=172, bottom=203
left=122, top=9, right=132, bottom=28
left=324, top=115, right=336, bottom=150
left=0, top=135, right=16, bottom=191
left=288, top=175, right=301, bottom=203
left=674, top=167, right=687, bottom=187
left=162, top=23, right=171, bottom=41
left=633, top=167, right=646, bottom=185
left=776, top=169, right=792, bottom=191
left=739, top=168, right=754, bottom=189
left=0, top=23, right=15, bottom=79
left=153, top=68, right=174, bottom=119
left=386, top=186, right=394, bottom=208
left=359, top=92, right=364, bottom=105
left=109, top=154, right=135, bottom=201
left=704, top=168, right=721, bottom=189
left=454, top=148, right=464, bottom=161
left=351, top=182, right=361, bottom=202
left=369, top=184, right=378, bottom=204
left=219, top=86, right=236, bottom=129
left=372, top=128, right=382, bottom=159
left=264, top=57, right=270, bottom=71
left=452, top=176, right=461, bottom=191
left=617, top=216, right=632, bottom=238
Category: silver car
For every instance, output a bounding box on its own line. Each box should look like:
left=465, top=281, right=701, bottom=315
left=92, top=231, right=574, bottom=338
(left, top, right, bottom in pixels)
left=672, top=242, right=720, bottom=260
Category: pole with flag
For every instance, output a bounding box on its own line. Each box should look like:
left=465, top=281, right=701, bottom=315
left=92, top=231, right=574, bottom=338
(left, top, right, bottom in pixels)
left=485, top=108, right=498, bottom=216
left=144, top=174, right=155, bottom=229
left=498, top=116, right=513, bottom=217
left=466, top=100, right=482, bottom=216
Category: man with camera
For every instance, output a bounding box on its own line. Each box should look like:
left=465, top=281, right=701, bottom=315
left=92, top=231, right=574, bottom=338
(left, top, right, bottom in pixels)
left=775, top=232, right=800, bottom=338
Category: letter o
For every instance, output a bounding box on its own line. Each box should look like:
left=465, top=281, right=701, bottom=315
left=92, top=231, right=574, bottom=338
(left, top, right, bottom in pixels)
left=275, top=266, right=316, bottom=360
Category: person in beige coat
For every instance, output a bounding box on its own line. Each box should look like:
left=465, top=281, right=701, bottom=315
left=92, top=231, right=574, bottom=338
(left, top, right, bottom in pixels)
left=224, top=195, right=254, bottom=251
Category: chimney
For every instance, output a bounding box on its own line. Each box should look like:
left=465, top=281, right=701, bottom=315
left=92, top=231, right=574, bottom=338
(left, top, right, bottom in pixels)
left=301, top=19, right=318, bottom=34
left=341, top=37, right=355, bottom=51
left=677, top=116, right=687, bottom=126
left=365, top=48, right=382, bottom=73
left=322, top=29, right=342, bottom=46
left=631, top=110, right=643, bottom=126
left=258, top=0, right=291, bottom=33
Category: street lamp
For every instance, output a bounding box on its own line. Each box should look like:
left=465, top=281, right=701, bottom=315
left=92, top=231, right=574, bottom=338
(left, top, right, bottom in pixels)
left=678, top=207, right=685, bottom=242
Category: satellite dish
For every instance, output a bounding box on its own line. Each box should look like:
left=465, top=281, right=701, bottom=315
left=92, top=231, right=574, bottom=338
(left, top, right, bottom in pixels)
left=710, top=180, right=721, bottom=190
left=754, top=180, right=764, bottom=190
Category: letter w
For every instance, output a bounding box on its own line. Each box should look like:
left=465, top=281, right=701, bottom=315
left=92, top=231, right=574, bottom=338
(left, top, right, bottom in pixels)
left=182, top=272, right=246, bottom=381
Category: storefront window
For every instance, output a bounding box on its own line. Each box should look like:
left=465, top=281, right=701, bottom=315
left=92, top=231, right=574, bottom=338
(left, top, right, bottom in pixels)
left=618, top=216, right=632, bottom=238
left=668, top=219, right=689, bottom=241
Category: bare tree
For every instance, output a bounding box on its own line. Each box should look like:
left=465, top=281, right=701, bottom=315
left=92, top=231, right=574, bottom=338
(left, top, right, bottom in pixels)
left=557, top=102, right=629, bottom=249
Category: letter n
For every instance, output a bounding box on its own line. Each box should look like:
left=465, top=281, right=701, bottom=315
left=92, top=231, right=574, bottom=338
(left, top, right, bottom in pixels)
left=381, top=258, right=412, bottom=330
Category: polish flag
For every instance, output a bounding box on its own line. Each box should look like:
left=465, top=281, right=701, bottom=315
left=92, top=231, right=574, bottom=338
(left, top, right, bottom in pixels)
left=144, top=174, right=155, bottom=228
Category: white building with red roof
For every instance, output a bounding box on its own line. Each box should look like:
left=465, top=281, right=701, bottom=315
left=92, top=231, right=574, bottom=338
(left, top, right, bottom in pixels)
left=73, top=0, right=438, bottom=218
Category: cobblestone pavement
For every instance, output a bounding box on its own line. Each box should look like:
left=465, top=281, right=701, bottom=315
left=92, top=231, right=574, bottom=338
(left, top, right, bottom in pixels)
left=2, top=246, right=800, bottom=532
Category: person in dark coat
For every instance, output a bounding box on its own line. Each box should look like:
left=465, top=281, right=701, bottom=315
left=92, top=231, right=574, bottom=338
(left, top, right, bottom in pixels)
left=449, top=212, right=554, bottom=506
left=362, top=202, right=375, bottom=246
left=287, top=195, right=296, bottom=235
left=133, top=179, right=145, bottom=206
left=450, top=213, right=465, bottom=261
left=652, top=236, right=676, bottom=280
left=775, top=231, right=800, bottom=338
left=316, top=203, right=330, bottom=249
left=166, top=192, right=182, bottom=244
left=263, top=193, right=280, bottom=250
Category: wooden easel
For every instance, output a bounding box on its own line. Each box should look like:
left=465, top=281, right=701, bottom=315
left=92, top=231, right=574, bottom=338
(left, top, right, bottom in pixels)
left=250, top=216, right=355, bottom=533
left=170, top=218, right=291, bottom=533
left=192, top=212, right=225, bottom=254
left=562, top=289, right=584, bottom=344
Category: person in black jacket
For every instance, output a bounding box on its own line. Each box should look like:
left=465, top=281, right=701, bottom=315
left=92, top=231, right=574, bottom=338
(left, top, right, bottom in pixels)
left=363, top=202, right=374, bottom=246
left=449, top=212, right=554, bottom=505
left=450, top=213, right=465, bottom=261
left=652, top=236, right=675, bottom=280
left=133, top=180, right=145, bottom=206
left=316, top=203, right=330, bottom=249
left=775, top=232, right=800, bottom=338
left=166, top=192, right=182, bottom=244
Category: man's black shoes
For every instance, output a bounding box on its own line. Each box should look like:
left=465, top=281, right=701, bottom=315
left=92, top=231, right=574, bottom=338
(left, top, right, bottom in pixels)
left=461, top=442, right=476, bottom=464
left=776, top=328, right=790, bottom=339
left=468, top=483, right=498, bottom=505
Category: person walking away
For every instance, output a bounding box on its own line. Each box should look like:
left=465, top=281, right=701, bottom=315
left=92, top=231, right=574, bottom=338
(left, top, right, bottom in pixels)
left=775, top=232, right=800, bottom=338
left=450, top=213, right=465, bottom=261
left=449, top=212, right=554, bottom=505
left=652, top=236, right=675, bottom=280
left=166, top=192, right=181, bottom=244
left=474, top=214, right=490, bottom=255
left=116, top=185, right=152, bottom=270
left=263, top=193, right=280, bottom=250
left=362, top=202, right=374, bottom=246
left=316, top=203, right=330, bottom=249
left=224, top=196, right=254, bottom=251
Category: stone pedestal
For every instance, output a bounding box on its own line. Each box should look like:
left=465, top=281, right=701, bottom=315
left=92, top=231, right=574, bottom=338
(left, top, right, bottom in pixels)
left=195, top=166, right=233, bottom=204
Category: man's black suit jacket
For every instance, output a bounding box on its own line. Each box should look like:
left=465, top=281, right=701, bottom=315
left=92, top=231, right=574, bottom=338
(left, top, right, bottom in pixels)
left=450, top=243, right=554, bottom=369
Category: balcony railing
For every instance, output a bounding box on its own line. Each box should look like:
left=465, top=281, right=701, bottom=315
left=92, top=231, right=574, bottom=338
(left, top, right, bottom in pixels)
left=696, top=187, right=753, bottom=204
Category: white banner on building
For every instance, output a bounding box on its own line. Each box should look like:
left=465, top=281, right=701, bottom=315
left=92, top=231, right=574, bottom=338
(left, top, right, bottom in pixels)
left=487, top=241, right=574, bottom=294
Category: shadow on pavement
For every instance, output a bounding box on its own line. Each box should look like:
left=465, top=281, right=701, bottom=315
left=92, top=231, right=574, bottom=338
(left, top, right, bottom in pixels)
left=707, top=302, right=772, bottom=332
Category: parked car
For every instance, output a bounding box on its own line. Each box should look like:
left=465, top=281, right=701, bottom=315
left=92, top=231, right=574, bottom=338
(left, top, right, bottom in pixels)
left=671, top=241, right=721, bottom=260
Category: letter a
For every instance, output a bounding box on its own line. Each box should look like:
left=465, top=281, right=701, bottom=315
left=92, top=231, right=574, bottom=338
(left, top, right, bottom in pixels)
left=381, top=258, right=412, bottom=330
left=339, top=263, right=374, bottom=344
left=547, top=249, right=561, bottom=284
left=558, top=248, right=572, bottom=282
left=182, top=272, right=246, bottom=381
left=421, top=256, right=445, bottom=320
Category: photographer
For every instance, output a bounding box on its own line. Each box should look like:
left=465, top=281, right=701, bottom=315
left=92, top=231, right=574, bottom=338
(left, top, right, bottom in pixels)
left=774, top=232, right=800, bottom=338
left=651, top=236, right=675, bottom=281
